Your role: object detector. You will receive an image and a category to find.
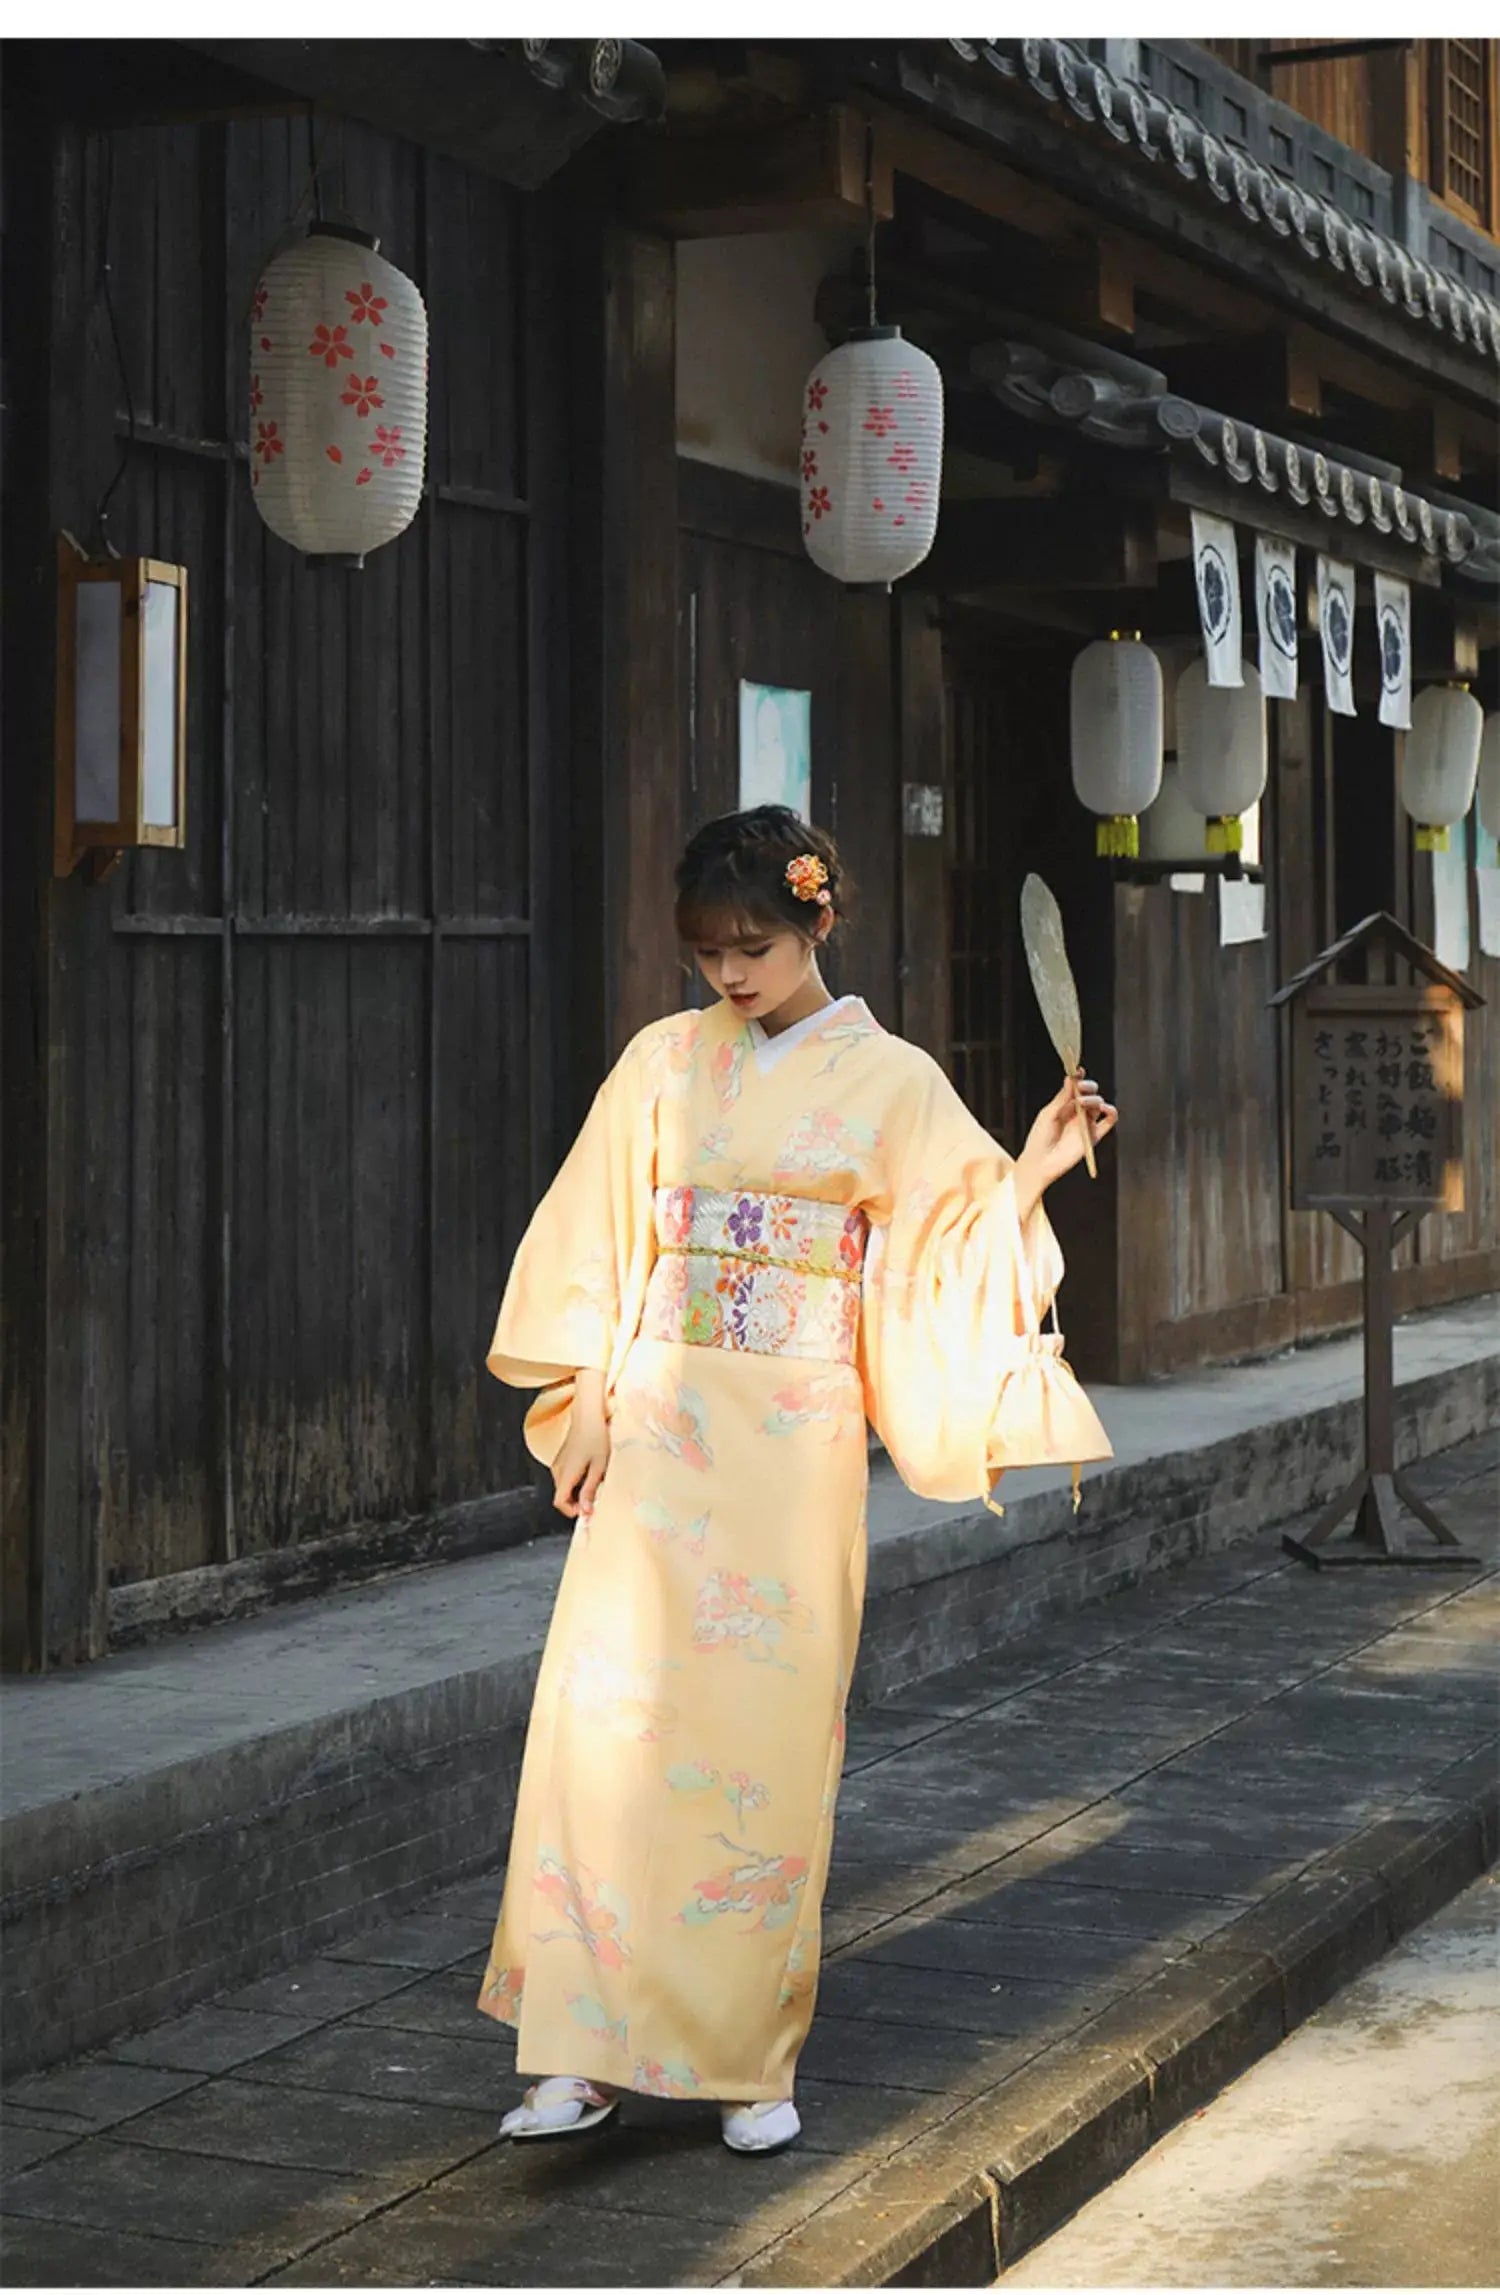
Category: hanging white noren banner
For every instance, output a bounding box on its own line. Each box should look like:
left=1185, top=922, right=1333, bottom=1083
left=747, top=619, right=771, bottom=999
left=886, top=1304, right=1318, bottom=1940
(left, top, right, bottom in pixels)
left=1375, top=573, right=1411, bottom=731
left=1191, top=512, right=1243, bottom=688
left=1318, top=554, right=1356, bottom=717
left=1255, top=534, right=1298, bottom=701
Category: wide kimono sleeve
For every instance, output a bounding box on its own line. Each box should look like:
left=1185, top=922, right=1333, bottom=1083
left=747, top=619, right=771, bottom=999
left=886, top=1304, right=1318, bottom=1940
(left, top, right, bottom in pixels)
left=485, top=1027, right=659, bottom=1471
left=857, top=1049, right=1112, bottom=1514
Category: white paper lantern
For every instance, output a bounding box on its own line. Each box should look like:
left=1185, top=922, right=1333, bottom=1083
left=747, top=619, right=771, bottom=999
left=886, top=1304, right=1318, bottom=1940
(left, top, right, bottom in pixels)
left=800, top=327, right=943, bottom=589
left=1176, top=656, right=1268, bottom=852
left=1141, top=757, right=1208, bottom=867
left=1476, top=712, right=1500, bottom=843
left=1071, top=632, right=1163, bottom=856
left=1400, top=682, right=1482, bottom=852
left=250, top=223, right=428, bottom=568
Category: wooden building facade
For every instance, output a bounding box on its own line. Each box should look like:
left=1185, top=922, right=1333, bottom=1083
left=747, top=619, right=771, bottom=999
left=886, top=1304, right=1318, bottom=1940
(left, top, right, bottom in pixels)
left=4, top=36, right=1496, bottom=1669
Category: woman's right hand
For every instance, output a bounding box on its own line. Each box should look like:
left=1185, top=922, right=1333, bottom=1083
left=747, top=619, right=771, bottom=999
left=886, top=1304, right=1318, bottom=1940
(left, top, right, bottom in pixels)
left=552, top=1371, right=611, bottom=1521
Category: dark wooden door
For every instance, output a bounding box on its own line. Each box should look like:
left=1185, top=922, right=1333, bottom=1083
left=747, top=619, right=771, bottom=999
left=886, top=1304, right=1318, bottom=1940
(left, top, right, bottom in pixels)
left=30, top=107, right=570, bottom=1641
left=943, top=631, right=1027, bottom=1146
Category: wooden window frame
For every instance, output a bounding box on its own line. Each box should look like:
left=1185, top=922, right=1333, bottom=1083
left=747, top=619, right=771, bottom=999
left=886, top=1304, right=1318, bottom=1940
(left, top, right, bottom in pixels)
left=1428, top=38, right=1497, bottom=235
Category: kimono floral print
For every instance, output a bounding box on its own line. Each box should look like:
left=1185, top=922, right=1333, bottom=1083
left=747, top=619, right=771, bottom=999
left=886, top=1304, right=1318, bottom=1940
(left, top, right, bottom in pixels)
left=478, top=992, right=1111, bottom=2103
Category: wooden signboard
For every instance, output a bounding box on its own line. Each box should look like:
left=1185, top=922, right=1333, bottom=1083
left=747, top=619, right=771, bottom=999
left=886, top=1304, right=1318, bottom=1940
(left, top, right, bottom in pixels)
left=1289, top=984, right=1466, bottom=1214
left=1270, top=913, right=1483, bottom=1571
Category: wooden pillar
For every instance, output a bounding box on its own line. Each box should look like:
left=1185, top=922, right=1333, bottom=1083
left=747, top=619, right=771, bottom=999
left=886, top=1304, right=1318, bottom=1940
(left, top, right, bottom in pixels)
left=3, top=105, right=115, bottom=1667
left=896, top=591, right=950, bottom=1069
left=831, top=592, right=899, bottom=1032
left=1, top=70, right=54, bottom=1670
left=600, top=222, right=681, bottom=1055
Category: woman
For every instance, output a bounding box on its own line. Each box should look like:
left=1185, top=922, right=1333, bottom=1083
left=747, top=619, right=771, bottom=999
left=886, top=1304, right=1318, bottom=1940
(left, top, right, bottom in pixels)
left=476, top=806, right=1116, bottom=2156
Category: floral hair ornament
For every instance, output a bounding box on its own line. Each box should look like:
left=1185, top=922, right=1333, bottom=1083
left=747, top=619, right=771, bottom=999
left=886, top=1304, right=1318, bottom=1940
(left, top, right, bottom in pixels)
left=785, top=852, right=832, bottom=906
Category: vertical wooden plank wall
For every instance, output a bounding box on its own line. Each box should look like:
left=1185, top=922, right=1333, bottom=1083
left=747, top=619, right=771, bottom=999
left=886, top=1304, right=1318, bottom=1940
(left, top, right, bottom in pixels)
left=35, top=120, right=119, bottom=1663
left=1, top=67, right=60, bottom=1669
left=1201, top=39, right=1500, bottom=235
left=15, top=106, right=574, bottom=1664
left=602, top=224, right=681, bottom=1054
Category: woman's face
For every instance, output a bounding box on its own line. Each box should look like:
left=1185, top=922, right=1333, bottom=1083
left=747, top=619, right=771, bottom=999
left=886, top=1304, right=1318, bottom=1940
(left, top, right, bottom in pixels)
left=690, top=913, right=829, bottom=1021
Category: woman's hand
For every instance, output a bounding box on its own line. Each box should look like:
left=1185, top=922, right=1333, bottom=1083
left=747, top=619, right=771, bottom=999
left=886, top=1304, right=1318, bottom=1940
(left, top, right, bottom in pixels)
left=1013, top=1072, right=1118, bottom=1220
left=552, top=1369, right=611, bottom=1521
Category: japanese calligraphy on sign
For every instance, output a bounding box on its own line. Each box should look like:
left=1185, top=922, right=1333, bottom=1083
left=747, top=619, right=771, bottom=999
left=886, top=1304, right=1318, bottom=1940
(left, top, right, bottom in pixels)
left=1289, top=985, right=1465, bottom=1210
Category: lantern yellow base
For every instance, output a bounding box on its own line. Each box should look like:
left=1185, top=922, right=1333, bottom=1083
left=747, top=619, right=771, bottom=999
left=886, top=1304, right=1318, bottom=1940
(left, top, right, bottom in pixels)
left=1205, top=815, right=1243, bottom=854
left=1096, top=815, right=1139, bottom=858
left=1413, top=824, right=1450, bottom=853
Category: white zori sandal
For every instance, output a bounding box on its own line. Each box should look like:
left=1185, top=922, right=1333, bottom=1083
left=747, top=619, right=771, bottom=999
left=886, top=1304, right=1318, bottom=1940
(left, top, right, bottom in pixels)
left=499, top=2075, right=619, bottom=2141
left=721, top=2097, right=801, bottom=2155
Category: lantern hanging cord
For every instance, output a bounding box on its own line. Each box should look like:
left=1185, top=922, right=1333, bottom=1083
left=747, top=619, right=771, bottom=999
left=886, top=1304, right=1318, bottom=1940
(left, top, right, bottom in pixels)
left=90, top=136, right=138, bottom=556
left=864, top=123, right=879, bottom=330
left=246, top=106, right=323, bottom=319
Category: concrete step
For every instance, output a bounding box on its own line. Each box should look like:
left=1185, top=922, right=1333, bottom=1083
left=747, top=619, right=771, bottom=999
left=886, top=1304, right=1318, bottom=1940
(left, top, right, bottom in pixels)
left=2, top=1296, right=1495, bottom=2079
left=0, top=1434, right=1494, bottom=2288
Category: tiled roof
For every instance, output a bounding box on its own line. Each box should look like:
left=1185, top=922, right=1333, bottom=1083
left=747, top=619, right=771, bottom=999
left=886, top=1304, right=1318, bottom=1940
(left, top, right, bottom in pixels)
left=973, top=334, right=1482, bottom=572
left=947, top=38, right=1500, bottom=371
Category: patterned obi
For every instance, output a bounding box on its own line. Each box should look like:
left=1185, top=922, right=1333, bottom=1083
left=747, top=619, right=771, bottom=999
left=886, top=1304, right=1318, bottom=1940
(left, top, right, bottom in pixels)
left=640, top=1186, right=868, bottom=1365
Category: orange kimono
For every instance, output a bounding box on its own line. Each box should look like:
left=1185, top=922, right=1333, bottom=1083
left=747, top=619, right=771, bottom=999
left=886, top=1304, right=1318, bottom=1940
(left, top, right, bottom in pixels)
left=476, top=993, right=1110, bottom=2101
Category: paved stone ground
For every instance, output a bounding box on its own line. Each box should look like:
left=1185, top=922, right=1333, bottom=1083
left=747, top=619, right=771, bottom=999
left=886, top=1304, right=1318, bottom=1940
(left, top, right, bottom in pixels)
left=1001, top=1869, right=1500, bottom=2287
left=2, top=1431, right=1495, bottom=2289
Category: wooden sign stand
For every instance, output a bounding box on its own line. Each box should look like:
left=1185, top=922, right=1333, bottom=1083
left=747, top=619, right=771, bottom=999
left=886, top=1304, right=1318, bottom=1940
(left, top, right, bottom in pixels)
left=1270, top=912, right=1484, bottom=1572
left=1283, top=1201, right=1479, bottom=1567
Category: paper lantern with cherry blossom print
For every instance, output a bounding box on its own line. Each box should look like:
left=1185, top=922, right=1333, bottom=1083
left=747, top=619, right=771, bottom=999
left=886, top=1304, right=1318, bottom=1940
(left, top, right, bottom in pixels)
left=799, top=327, right=943, bottom=590
left=249, top=222, right=427, bottom=569
left=1400, top=682, right=1482, bottom=852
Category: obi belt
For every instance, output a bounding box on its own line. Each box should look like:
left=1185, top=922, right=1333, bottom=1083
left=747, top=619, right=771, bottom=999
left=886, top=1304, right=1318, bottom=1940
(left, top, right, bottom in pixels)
left=640, top=1186, right=868, bottom=1365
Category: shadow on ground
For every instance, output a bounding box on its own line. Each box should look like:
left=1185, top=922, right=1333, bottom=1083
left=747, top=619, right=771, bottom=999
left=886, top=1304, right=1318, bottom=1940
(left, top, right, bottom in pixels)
left=1, top=1433, right=1495, bottom=2287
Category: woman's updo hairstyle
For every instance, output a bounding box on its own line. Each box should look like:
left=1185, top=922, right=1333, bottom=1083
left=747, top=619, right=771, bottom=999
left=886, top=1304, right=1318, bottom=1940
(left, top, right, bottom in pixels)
left=674, top=806, right=853, bottom=946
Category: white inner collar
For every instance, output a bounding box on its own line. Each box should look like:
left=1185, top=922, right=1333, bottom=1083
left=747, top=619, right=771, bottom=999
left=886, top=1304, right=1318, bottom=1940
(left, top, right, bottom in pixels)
left=746, top=994, right=861, bottom=1073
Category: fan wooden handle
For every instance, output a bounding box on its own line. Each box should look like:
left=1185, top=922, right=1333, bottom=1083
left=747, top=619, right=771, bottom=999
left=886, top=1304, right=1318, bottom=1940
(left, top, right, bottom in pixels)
left=1072, top=1068, right=1097, bottom=1180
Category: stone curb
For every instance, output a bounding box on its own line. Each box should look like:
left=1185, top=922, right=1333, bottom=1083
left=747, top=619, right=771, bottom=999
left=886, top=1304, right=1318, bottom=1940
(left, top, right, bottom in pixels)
left=3, top=1346, right=1493, bottom=2076
left=732, top=1784, right=1497, bottom=2286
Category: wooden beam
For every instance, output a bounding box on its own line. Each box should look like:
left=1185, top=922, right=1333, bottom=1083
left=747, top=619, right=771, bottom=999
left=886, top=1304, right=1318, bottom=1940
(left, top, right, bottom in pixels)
left=1158, top=459, right=1447, bottom=588
left=1160, top=333, right=1321, bottom=421
left=854, top=58, right=1495, bottom=411
left=942, top=389, right=1064, bottom=475
left=631, top=104, right=893, bottom=238
left=945, top=588, right=1100, bottom=637
left=180, top=37, right=602, bottom=189
left=1285, top=322, right=1490, bottom=466
left=860, top=92, right=1273, bottom=345
left=917, top=231, right=1136, bottom=340
left=858, top=93, right=1088, bottom=249
left=678, top=458, right=802, bottom=555
left=915, top=497, right=1158, bottom=592
left=1411, top=591, right=1482, bottom=682
left=872, top=126, right=1492, bottom=487
left=1367, top=42, right=1424, bottom=179
left=20, top=38, right=301, bottom=128
left=1159, top=326, right=1486, bottom=487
